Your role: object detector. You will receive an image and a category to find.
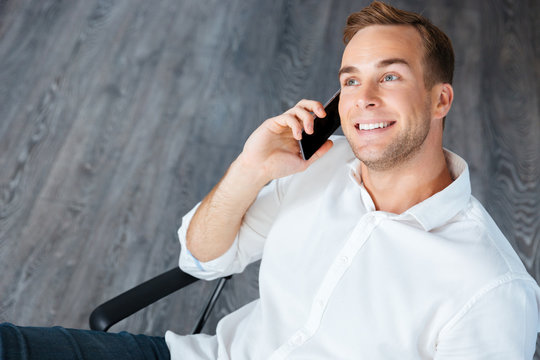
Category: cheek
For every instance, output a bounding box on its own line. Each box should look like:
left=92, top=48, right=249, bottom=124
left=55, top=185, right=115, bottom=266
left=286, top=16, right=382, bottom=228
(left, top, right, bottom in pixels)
left=392, top=91, right=424, bottom=116
left=338, top=96, right=352, bottom=121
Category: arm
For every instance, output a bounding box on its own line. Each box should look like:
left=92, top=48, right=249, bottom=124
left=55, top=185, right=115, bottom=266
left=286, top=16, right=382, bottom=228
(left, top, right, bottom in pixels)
left=186, top=99, right=333, bottom=262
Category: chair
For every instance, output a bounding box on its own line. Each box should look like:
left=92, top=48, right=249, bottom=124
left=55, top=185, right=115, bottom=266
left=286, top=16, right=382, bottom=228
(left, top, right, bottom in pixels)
left=89, top=267, right=231, bottom=334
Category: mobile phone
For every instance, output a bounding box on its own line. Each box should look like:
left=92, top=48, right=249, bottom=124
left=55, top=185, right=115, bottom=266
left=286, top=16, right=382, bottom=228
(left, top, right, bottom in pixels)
left=299, top=89, right=341, bottom=160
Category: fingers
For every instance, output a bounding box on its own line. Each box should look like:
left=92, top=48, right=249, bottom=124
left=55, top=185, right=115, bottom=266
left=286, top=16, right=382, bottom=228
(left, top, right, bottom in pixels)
left=285, top=106, right=315, bottom=136
left=281, top=113, right=304, bottom=140
left=277, top=99, right=326, bottom=140
left=294, top=99, right=326, bottom=119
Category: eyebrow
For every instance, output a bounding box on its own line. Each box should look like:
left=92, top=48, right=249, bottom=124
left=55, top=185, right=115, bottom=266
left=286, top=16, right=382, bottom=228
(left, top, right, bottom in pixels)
left=377, top=57, right=410, bottom=68
left=338, top=58, right=411, bottom=77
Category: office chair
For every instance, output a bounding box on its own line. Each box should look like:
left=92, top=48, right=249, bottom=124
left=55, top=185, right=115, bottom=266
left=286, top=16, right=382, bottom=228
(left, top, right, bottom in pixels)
left=89, top=267, right=231, bottom=334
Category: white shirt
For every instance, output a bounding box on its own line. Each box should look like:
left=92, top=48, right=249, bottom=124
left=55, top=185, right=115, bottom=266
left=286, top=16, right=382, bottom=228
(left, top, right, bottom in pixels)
left=166, top=136, right=540, bottom=359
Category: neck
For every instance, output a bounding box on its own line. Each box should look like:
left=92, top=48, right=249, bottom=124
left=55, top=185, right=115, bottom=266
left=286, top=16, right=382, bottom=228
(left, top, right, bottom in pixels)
left=360, top=140, right=453, bottom=215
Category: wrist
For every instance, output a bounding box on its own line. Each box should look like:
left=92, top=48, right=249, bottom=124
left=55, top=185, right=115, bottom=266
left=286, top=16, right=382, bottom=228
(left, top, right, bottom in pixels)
left=231, top=152, right=271, bottom=189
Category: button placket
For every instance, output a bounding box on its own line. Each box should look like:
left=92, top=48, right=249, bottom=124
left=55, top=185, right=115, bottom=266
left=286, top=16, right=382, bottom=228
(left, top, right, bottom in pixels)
left=270, top=215, right=379, bottom=360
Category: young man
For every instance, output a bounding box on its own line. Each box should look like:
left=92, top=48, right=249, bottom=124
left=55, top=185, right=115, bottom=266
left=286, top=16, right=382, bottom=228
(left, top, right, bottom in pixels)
left=1, top=2, right=539, bottom=359
left=168, top=1, right=540, bottom=359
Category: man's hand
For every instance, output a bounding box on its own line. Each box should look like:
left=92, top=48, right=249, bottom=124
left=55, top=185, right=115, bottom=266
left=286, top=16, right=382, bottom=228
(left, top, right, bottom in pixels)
left=238, top=99, right=334, bottom=185
left=186, top=99, right=333, bottom=262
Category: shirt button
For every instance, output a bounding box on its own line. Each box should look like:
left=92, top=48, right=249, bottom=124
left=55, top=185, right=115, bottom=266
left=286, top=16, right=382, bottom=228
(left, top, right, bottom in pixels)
left=293, top=333, right=305, bottom=345
left=340, top=255, right=349, bottom=265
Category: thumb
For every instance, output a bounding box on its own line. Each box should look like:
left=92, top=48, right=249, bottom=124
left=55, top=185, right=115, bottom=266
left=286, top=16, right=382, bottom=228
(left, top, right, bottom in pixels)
left=306, top=140, right=333, bottom=166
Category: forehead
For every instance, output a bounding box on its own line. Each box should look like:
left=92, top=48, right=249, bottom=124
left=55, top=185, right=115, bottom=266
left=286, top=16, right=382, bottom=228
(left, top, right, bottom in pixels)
left=341, top=25, right=424, bottom=68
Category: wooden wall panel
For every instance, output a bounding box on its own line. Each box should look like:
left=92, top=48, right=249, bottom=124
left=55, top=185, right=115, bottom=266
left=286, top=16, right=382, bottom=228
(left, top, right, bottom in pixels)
left=0, top=0, right=538, bottom=356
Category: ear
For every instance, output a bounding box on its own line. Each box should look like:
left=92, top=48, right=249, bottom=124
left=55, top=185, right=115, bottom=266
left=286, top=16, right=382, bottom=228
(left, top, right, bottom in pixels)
left=432, top=83, right=453, bottom=119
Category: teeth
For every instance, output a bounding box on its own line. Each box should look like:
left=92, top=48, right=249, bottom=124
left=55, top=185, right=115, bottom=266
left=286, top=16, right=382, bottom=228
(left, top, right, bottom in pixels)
left=358, top=122, right=390, bottom=130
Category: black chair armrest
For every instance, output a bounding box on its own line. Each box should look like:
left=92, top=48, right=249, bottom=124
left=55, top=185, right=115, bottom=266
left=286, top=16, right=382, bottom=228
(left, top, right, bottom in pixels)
left=89, top=267, right=198, bottom=332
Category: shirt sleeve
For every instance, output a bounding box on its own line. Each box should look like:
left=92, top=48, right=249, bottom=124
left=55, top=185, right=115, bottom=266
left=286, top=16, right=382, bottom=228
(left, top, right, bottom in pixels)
left=434, top=275, right=540, bottom=359
left=178, top=177, right=288, bottom=280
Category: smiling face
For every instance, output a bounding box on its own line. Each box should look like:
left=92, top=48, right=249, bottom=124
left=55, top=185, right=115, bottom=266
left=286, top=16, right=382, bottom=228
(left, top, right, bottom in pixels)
left=338, top=25, right=439, bottom=171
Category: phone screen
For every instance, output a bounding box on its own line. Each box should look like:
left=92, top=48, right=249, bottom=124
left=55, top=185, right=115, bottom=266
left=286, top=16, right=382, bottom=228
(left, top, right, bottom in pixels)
left=299, top=89, right=341, bottom=160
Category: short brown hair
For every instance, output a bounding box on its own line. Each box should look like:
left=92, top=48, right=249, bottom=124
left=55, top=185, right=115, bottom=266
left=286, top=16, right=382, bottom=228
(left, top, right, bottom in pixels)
left=343, top=1, right=454, bottom=89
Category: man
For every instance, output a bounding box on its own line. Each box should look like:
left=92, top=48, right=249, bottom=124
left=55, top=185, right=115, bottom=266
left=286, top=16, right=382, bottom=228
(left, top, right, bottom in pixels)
left=1, top=2, right=538, bottom=359
left=166, top=1, right=540, bottom=359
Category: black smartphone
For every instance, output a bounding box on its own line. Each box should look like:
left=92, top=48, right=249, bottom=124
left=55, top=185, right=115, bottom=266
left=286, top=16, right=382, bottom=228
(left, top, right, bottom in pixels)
left=299, top=89, right=341, bottom=160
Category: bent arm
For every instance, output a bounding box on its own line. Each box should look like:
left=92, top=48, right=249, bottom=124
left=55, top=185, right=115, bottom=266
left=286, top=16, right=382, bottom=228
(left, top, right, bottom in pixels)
left=185, top=156, right=268, bottom=262
left=185, top=99, right=333, bottom=263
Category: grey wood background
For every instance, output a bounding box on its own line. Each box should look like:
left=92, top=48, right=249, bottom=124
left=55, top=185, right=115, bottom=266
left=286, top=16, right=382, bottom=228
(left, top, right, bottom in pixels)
left=0, top=0, right=538, bottom=357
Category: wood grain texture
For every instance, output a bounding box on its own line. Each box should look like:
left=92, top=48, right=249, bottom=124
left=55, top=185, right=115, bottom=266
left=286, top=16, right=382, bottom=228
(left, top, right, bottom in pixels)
left=0, top=0, right=538, bottom=356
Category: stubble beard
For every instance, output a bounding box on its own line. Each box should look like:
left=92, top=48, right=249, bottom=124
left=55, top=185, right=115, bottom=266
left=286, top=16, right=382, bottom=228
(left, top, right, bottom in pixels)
left=348, top=99, right=432, bottom=172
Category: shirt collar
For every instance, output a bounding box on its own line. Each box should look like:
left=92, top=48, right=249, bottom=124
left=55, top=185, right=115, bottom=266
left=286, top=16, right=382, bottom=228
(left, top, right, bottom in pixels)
left=406, top=149, right=471, bottom=231
left=347, top=158, right=376, bottom=211
left=347, top=149, right=471, bottom=231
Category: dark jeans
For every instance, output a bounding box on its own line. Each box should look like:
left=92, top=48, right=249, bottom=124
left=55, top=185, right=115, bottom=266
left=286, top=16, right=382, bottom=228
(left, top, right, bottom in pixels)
left=0, top=323, right=170, bottom=360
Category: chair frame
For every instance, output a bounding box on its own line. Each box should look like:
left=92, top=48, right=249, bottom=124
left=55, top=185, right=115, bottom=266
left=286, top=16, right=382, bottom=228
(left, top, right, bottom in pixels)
left=89, top=267, right=231, bottom=334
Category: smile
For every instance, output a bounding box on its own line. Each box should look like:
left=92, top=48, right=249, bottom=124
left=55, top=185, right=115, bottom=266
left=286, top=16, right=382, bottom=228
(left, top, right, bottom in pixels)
left=355, top=121, right=395, bottom=131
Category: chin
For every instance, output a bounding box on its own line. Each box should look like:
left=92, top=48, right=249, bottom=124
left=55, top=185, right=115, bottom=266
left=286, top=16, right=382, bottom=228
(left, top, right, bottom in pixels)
left=346, top=139, right=387, bottom=163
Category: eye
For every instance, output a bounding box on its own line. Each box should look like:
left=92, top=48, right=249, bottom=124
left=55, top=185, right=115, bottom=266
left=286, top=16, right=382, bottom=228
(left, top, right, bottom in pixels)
left=382, top=74, right=399, bottom=82
left=344, top=78, right=359, bottom=86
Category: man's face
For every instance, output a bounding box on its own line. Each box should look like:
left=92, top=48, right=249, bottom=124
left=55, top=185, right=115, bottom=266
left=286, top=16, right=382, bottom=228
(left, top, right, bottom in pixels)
left=338, top=25, right=437, bottom=171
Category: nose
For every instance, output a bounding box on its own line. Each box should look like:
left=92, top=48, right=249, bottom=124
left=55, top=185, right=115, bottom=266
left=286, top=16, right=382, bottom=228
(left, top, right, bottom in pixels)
left=355, top=82, right=380, bottom=110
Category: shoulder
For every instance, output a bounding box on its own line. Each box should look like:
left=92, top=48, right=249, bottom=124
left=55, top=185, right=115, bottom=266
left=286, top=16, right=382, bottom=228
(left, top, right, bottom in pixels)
left=308, top=135, right=355, bottom=171
left=433, top=193, right=537, bottom=298
left=462, top=196, right=530, bottom=275
left=327, top=135, right=354, bottom=157
left=274, top=135, right=355, bottom=200
left=435, top=198, right=540, bottom=355
left=298, top=135, right=355, bottom=180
